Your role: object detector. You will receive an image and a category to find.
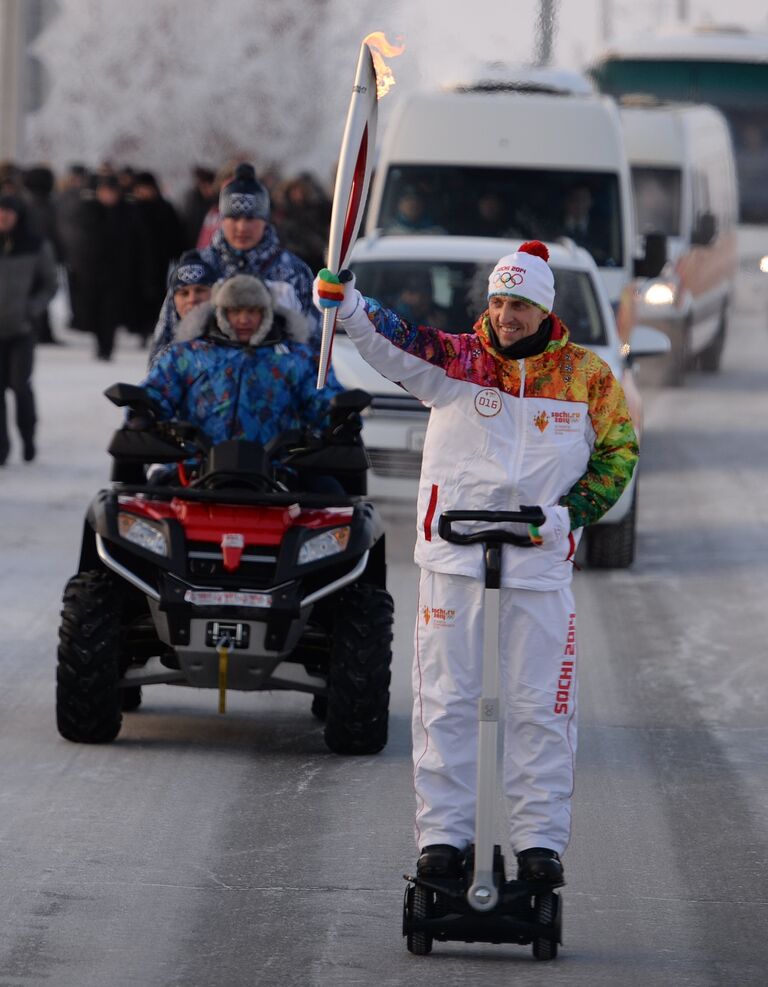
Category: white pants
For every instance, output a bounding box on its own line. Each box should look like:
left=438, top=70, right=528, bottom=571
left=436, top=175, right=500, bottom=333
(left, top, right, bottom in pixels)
left=412, top=570, right=578, bottom=856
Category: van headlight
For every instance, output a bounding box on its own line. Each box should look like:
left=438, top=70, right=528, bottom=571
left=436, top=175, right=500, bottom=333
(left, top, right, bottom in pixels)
left=117, top=513, right=169, bottom=557
left=641, top=281, right=676, bottom=306
left=759, top=255, right=768, bottom=274
left=297, top=527, right=351, bottom=565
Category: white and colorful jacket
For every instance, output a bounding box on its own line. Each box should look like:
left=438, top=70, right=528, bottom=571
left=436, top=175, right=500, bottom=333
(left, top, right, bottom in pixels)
left=340, top=296, right=639, bottom=589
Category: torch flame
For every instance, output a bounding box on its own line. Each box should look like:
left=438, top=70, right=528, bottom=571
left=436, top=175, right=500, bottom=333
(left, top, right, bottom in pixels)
left=363, top=31, right=405, bottom=99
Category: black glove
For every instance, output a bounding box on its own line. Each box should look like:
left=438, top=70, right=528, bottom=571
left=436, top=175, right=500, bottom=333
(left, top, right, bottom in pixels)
left=126, top=413, right=154, bottom=432
left=325, top=413, right=363, bottom=444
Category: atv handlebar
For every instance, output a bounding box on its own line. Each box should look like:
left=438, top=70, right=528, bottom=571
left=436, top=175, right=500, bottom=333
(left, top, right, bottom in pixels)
left=438, top=508, right=546, bottom=548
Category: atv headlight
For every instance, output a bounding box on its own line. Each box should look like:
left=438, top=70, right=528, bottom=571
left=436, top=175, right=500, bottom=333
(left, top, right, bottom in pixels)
left=117, top=513, right=169, bottom=557
left=297, top=526, right=351, bottom=565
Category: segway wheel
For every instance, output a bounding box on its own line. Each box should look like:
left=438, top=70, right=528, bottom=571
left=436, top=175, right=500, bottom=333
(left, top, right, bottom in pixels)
left=532, top=891, right=560, bottom=961
left=405, top=884, right=433, bottom=956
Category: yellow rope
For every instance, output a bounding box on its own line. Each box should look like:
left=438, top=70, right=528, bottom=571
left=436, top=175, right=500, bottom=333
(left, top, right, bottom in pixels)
left=217, top=643, right=229, bottom=714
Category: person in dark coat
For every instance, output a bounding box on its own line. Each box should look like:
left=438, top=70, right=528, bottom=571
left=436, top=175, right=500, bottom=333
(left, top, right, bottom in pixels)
left=180, top=166, right=216, bottom=248
left=273, top=172, right=331, bottom=274
left=0, top=195, right=57, bottom=464
left=70, top=174, right=145, bottom=360
left=54, top=164, right=89, bottom=332
left=23, top=165, right=62, bottom=344
left=131, top=171, right=185, bottom=344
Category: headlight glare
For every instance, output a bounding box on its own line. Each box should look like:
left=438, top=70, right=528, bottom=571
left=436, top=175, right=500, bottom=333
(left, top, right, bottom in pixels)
left=642, top=282, right=676, bottom=306
left=118, top=513, right=169, bottom=556
left=297, top=526, right=351, bottom=565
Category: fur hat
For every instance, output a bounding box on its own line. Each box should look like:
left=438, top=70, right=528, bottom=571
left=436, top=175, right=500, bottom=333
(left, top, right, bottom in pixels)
left=212, top=274, right=274, bottom=344
left=169, top=250, right=217, bottom=293
left=218, top=163, right=270, bottom=221
left=487, top=241, right=555, bottom=314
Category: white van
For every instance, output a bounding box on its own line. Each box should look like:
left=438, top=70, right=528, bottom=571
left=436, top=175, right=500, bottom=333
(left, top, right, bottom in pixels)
left=620, top=98, right=738, bottom=382
left=365, top=85, right=638, bottom=309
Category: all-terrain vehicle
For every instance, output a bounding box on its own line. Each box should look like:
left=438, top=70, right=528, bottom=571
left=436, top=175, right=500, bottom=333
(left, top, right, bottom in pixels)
left=56, top=383, right=393, bottom=755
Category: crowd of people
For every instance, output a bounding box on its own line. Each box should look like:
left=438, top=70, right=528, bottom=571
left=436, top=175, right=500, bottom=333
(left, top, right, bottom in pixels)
left=0, top=157, right=332, bottom=350
left=0, top=157, right=332, bottom=464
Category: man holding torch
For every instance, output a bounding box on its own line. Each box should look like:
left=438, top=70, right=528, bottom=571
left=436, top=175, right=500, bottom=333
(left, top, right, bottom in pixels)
left=313, top=241, right=638, bottom=884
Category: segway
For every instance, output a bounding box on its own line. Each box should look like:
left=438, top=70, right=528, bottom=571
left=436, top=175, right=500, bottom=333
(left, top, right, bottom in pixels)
left=402, top=508, right=564, bottom=960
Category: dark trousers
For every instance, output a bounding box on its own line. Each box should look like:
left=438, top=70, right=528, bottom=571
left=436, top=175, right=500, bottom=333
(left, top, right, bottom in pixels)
left=0, top=333, right=36, bottom=457
left=79, top=288, right=120, bottom=359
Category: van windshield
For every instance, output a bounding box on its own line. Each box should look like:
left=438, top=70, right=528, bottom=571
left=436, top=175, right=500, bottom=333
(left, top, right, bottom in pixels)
left=377, top=166, right=624, bottom=268
left=631, top=166, right=682, bottom=236
left=351, top=259, right=608, bottom=347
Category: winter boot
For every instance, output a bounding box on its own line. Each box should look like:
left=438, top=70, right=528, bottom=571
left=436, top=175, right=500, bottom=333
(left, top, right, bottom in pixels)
left=516, top=847, right=564, bottom=883
left=22, top=437, right=35, bottom=462
left=417, top=844, right=462, bottom=879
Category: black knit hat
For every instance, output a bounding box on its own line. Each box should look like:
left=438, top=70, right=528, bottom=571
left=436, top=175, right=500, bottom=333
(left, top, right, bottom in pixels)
left=219, top=163, right=270, bottom=220
left=169, top=250, right=218, bottom=292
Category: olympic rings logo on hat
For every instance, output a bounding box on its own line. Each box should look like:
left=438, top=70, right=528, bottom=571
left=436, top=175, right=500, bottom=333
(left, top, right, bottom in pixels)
left=176, top=264, right=206, bottom=284
left=228, top=192, right=258, bottom=215
left=494, top=271, right=524, bottom=288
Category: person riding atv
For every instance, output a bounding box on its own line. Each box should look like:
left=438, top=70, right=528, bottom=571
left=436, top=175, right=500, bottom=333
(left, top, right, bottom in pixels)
left=54, top=283, right=394, bottom=754
left=139, top=273, right=342, bottom=490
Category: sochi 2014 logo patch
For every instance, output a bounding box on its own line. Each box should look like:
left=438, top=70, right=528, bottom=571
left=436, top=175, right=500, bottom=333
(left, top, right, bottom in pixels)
left=534, top=410, right=550, bottom=432
left=552, top=410, right=581, bottom=434
left=474, top=388, right=502, bottom=417
left=431, top=607, right=456, bottom=627
left=423, top=606, right=456, bottom=628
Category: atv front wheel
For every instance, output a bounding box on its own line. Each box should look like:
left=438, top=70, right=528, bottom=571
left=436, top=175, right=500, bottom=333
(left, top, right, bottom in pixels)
left=56, top=571, right=123, bottom=743
left=324, top=584, right=393, bottom=755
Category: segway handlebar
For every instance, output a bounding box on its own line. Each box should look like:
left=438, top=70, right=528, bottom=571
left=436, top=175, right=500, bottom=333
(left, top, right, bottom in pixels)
left=438, top=508, right=546, bottom=547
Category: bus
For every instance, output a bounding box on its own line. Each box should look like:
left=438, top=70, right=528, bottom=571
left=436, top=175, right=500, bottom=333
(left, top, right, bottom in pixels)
left=589, top=26, right=768, bottom=232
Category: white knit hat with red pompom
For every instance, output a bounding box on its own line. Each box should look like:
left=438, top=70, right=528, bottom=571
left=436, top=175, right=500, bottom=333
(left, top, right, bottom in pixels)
left=487, top=240, right=555, bottom=313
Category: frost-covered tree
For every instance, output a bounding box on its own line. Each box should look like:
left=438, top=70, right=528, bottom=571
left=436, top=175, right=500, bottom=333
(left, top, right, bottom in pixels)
left=25, top=0, right=389, bottom=193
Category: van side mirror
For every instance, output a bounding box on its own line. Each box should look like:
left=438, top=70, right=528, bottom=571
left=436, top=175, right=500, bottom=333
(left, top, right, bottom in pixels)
left=691, top=211, right=717, bottom=246
left=633, top=232, right=667, bottom=279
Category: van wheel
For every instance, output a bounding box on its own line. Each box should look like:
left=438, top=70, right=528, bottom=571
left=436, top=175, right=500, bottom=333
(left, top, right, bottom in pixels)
left=698, top=310, right=726, bottom=373
left=586, top=489, right=636, bottom=569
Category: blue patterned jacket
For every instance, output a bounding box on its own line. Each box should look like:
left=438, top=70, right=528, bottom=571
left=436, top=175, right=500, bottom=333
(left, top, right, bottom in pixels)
left=140, top=309, right=341, bottom=448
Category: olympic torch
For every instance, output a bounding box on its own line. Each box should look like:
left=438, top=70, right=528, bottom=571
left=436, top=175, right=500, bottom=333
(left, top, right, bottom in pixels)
left=316, top=33, right=404, bottom=389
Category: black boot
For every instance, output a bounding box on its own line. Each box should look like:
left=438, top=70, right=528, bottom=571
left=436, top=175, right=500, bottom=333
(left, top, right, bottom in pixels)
left=516, top=847, right=564, bottom=883
left=22, top=437, right=36, bottom=462
left=417, top=844, right=462, bottom=879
